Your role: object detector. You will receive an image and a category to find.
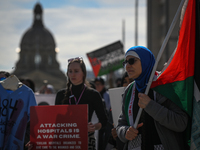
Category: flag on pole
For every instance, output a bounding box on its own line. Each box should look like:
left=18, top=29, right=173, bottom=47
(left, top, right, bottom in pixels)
left=151, top=0, right=195, bottom=117
left=190, top=0, right=200, bottom=149
left=151, top=0, right=199, bottom=148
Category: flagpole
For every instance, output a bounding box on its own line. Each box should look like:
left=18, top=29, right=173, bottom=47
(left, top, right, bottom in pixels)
left=133, top=0, right=185, bottom=129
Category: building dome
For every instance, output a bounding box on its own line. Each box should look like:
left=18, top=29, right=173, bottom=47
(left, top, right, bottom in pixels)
left=13, top=2, right=67, bottom=91
left=15, top=2, right=59, bottom=73
left=20, top=3, right=55, bottom=50
left=20, top=27, right=56, bottom=49
left=34, top=3, right=42, bottom=14
left=14, top=2, right=63, bottom=74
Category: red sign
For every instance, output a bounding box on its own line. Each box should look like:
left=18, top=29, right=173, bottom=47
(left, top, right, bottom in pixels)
left=30, top=105, right=88, bottom=150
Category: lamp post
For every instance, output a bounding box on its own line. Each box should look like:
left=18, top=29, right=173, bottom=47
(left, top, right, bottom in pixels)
left=135, top=0, right=138, bottom=46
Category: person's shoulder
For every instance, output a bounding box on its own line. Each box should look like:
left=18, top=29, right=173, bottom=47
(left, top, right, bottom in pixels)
left=103, top=90, right=109, bottom=97
left=85, top=86, right=97, bottom=92
left=55, top=89, right=66, bottom=105
left=57, top=88, right=66, bottom=93
left=154, top=91, right=168, bottom=104
left=21, top=84, right=35, bottom=94
left=56, top=88, right=66, bottom=95
left=85, top=86, right=100, bottom=95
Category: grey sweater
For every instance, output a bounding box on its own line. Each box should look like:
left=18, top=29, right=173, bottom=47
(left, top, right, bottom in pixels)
left=116, top=83, right=188, bottom=150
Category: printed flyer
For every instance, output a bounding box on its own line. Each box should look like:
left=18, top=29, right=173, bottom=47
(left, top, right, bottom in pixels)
left=30, top=105, right=88, bottom=150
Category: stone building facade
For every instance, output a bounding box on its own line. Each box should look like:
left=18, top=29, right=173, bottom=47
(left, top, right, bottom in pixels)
left=147, top=0, right=182, bottom=71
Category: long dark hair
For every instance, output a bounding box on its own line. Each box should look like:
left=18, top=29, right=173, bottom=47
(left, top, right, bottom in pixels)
left=62, top=58, right=90, bottom=104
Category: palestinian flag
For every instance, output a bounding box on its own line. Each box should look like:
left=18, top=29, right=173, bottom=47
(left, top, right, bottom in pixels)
left=86, top=41, right=124, bottom=77
left=151, top=0, right=195, bottom=117
left=151, top=0, right=200, bottom=148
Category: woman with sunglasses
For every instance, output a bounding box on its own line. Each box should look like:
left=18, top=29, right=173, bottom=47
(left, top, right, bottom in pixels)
left=116, top=46, right=188, bottom=150
left=55, top=57, right=108, bottom=150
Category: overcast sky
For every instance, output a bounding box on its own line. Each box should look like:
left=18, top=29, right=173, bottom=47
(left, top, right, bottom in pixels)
left=0, top=0, right=147, bottom=74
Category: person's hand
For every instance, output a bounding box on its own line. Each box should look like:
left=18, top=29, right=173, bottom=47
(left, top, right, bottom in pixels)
left=111, top=128, right=118, bottom=140
left=125, top=123, right=143, bottom=141
left=25, top=141, right=33, bottom=150
left=88, top=122, right=95, bottom=133
left=138, top=93, right=151, bottom=108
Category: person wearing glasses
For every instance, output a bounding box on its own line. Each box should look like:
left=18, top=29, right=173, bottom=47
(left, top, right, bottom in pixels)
left=116, top=46, right=188, bottom=150
left=55, top=57, right=108, bottom=150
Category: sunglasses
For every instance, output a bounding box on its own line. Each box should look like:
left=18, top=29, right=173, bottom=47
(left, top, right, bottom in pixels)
left=122, top=58, right=135, bottom=67
left=68, top=57, right=83, bottom=63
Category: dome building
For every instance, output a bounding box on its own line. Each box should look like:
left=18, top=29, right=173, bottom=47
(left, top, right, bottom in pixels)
left=13, top=3, right=66, bottom=92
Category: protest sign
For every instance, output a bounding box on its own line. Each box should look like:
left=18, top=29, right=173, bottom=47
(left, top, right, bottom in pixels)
left=87, top=41, right=124, bottom=77
left=108, top=87, right=125, bottom=127
left=30, top=105, right=88, bottom=150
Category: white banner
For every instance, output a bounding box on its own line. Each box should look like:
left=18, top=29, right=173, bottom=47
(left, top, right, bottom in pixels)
left=108, top=87, right=125, bottom=127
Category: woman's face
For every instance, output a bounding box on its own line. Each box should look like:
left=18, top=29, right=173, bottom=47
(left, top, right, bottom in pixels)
left=68, top=62, right=84, bottom=85
left=125, top=55, right=142, bottom=79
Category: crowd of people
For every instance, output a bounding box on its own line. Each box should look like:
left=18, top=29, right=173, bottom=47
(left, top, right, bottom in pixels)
left=0, top=46, right=190, bottom=150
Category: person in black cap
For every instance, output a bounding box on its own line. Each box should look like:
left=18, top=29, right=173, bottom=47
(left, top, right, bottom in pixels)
left=94, top=77, right=113, bottom=150
left=94, top=77, right=111, bottom=116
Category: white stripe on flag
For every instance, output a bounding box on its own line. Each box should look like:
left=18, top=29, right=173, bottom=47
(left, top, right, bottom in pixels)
left=194, top=81, right=200, bottom=102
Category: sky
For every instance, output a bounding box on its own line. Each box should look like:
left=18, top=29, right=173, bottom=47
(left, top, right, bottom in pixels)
left=0, top=0, right=147, bottom=74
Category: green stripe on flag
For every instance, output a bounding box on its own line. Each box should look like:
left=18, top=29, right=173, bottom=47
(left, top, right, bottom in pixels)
left=153, top=76, right=193, bottom=117
left=125, top=82, right=134, bottom=126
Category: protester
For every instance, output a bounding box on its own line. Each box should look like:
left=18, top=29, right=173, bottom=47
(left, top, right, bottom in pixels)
left=94, top=77, right=111, bottom=114
left=38, top=80, right=55, bottom=94
left=116, top=46, right=188, bottom=150
left=89, top=80, right=96, bottom=89
left=55, top=57, right=108, bottom=149
left=121, top=71, right=134, bottom=87
left=94, top=77, right=113, bottom=150
left=20, top=78, right=35, bottom=92
left=115, top=77, right=122, bottom=87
